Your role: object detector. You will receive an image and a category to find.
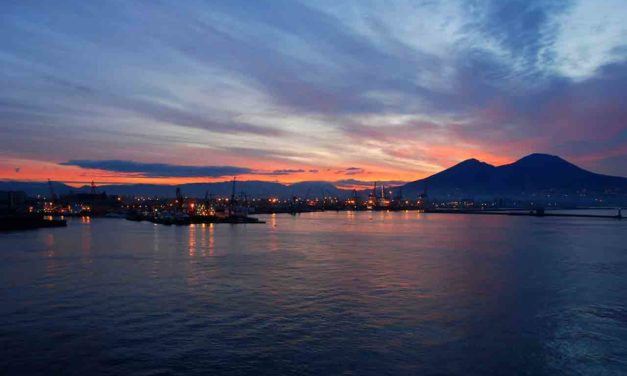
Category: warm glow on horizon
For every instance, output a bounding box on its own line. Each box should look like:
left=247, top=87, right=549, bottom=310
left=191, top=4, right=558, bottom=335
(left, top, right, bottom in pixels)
left=0, top=154, right=521, bottom=189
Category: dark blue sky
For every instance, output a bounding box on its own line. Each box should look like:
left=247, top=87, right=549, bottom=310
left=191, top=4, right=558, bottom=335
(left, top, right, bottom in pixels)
left=1, top=0, right=626, bottom=184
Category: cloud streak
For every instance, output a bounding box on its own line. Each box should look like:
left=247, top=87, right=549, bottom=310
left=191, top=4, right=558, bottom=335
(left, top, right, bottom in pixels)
left=334, top=179, right=406, bottom=188
left=60, top=160, right=253, bottom=178
left=59, top=160, right=317, bottom=179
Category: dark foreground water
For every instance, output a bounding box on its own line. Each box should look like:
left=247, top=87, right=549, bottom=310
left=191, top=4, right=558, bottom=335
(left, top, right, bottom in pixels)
left=1, top=212, right=626, bottom=375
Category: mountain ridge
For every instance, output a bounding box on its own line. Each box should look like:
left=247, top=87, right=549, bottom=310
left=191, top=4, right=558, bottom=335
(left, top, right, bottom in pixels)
left=0, top=180, right=353, bottom=199
left=2, top=153, right=626, bottom=199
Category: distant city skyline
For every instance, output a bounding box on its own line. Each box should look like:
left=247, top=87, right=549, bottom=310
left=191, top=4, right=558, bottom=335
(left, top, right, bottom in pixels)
left=2, top=0, right=626, bottom=186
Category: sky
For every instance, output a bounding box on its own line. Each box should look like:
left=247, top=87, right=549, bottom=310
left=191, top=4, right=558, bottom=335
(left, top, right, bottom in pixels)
left=1, top=0, right=626, bottom=187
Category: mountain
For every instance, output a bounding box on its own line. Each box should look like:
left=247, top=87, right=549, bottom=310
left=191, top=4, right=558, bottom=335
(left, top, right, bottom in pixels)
left=401, top=153, right=627, bottom=198
left=406, top=158, right=498, bottom=194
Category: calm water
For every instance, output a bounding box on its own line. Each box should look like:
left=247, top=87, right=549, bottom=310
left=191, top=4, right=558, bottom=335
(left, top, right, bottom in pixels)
left=1, top=212, right=626, bottom=375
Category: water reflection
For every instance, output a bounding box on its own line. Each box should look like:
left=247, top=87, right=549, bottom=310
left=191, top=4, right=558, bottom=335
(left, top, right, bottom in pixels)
left=188, top=224, right=196, bottom=257
left=81, top=219, right=92, bottom=255
left=185, top=223, right=216, bottom=257
left=199, top=224, right=207, bottom=257
left=208, top=223, right=215, bottom=257
left=45, top=232, right=55, bottom=258
left=268, top=213, right=279, bottom=252
left=43, top=232, right=58, bottom=285
left=270, top=213, right=277, bottom=228
left=152, top=223, right=159, bottom=252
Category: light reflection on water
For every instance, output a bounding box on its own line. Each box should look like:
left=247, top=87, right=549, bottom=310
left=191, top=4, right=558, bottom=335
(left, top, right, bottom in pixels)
left=0, top=212, right=626, bottom=375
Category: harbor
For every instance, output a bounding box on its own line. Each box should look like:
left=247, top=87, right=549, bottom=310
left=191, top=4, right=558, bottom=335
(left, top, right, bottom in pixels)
left=2, top=178, right=624, bottom=232
left=124, top=181, right=265, bottom=225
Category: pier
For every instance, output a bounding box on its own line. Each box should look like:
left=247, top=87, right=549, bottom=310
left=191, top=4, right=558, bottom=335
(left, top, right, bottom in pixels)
left=425, top=208, right=624, bottom=220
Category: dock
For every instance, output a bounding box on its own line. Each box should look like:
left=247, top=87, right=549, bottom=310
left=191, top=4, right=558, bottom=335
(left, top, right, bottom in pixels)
left=0, top=215, right=67, bottom=231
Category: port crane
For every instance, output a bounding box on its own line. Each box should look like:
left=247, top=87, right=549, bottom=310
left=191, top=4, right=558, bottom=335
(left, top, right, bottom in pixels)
left=175, top=187, right=184, bottom=210
left=304, top=188, right=311, bottom=203
left=290, top=187, right=311, bottom=214
left=418, top=181, right=429, bottom=209
left=230, top=177, right=237, bottom=205
left=47, top=179, right=57, bottom=203
left=202, top=191, right=217, bottom=214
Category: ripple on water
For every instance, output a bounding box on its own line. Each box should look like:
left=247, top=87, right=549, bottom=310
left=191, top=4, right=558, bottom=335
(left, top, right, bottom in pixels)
left=0, top=213, right=626, bottom=375
left=542, top=304, right=627, bottom=374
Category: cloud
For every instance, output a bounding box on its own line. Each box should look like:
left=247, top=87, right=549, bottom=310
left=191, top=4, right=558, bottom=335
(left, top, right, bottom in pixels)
left=60, top=160, right=253, bottom=178
left=258, top=169, right=307, bottom=176
left=335, top=179, right=406, bottom=188
left=334, top=167, right=366, bottom=175
left=60, top=160, right=316, bottom=178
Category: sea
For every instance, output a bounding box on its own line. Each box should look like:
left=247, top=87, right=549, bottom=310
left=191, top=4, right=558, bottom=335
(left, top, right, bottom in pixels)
left=1, top=211, right=626, bottom=375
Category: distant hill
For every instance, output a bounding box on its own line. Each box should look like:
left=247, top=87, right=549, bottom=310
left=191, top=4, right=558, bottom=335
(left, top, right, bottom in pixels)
left=0, top=180, right=354, bottom=199
left=98, top=180, right=349, bottom=198
left=0, top=181, right=74, bottom=197
left=401, top=153, right=627, bottom=198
